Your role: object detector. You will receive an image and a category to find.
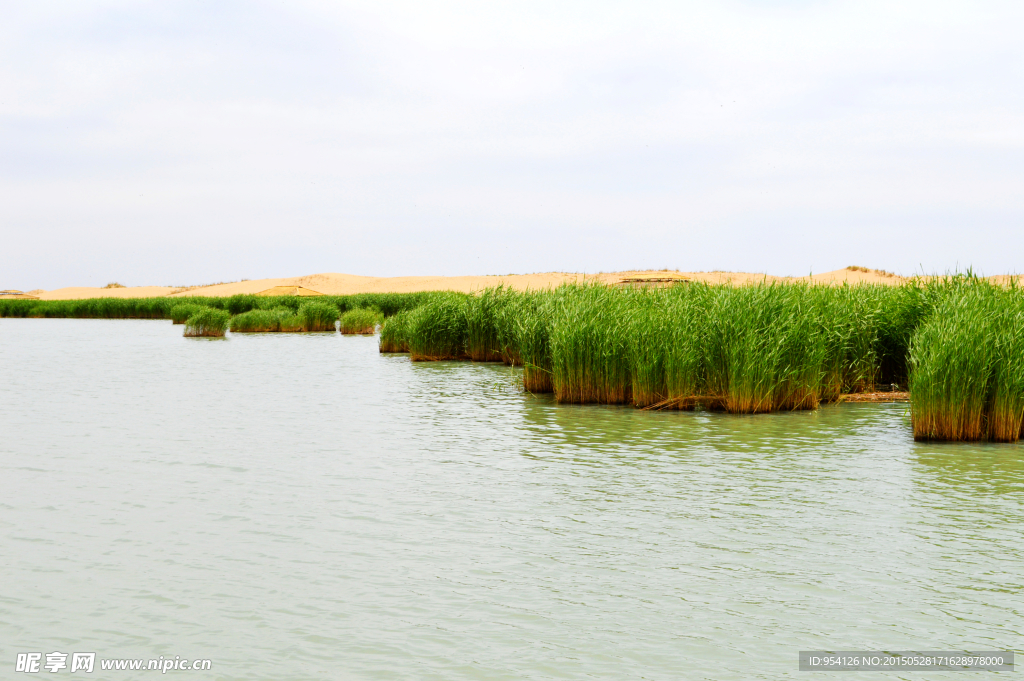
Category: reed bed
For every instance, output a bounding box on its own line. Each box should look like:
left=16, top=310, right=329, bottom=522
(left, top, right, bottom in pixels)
left=548, top=285, right=633, bottom=404
left=908, top=280, right=1024, bottom=441
left=0, top=292, right=439, bottom=320
left=379, top=309, right=413, bottom=352
left=493, top=291, right=532, bottom=366
left=690, top=285, right=811, bottom=413
left=170, top=303, right=208, bottom=325
left=17, top=279, right=1024, bottom=441
left=339, top=308, right=383, bottom=335
left=184, top=308, right=231, bottom=337
left=298, top=301, right=340, bottom=332
left=407, top=293, right=471, bottom=361
left=633, top=284, right=710, bottom=408
left=515, top=298, right=554, bottom=393
left=229, top=308, right=302, bottom=333
left=0, top=297, right=179, bottom=319
left=397, top=281, right=977, bottom=416
left=466, top=287, right=510, bottom=362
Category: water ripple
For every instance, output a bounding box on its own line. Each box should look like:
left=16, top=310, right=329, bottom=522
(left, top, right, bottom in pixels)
left=0, top=319, right=1021, bottom=680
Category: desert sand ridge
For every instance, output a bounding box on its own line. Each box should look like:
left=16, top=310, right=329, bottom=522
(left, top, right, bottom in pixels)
left=28, top=268, right=995, bottom=300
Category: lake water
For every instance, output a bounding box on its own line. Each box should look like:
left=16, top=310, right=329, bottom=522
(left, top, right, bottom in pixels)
left=1, top=319, right=1021, bottom=679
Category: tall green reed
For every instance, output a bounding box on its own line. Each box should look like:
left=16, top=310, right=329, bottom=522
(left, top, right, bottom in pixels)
left=298, top=301, right=340, bottom=332
left=339, top=308, right=383, bottom=335
left=466, top=287, right=511, bottom=362
left=548, top=285, right=633, bottom=404
left=170, top=303, right=208, bottom=325
left=379, top=309, right=413, bottom=352
left=229, top=308, right=302, bottom=333
left=407, top=293, right=470, bottom=361
left=184, top=308, right=231, bottom=337
left=908, top=280, right=1024, bottom=441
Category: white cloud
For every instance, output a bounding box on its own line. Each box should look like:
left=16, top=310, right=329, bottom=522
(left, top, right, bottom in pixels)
left=2, top=0, right=1023, bottom=288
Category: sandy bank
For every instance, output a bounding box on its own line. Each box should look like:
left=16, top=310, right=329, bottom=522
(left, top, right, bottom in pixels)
left=27, top=268, right=1005, bottom=300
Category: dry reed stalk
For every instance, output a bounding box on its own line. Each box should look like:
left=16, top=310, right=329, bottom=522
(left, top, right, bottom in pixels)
left=379, top=338, right=407, bottom=353
left=523, top=366, right=553, bottom=393
left=552, top=376, right=631, bottom=405
left=985, top=402, right=1024, bottom=442
left=469, top=347, right=504, bottom=362
left=641, top=394, right=725, bottom=411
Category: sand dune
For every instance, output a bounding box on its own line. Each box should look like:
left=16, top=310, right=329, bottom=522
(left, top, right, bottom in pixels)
left=38, top=285, right=181, bottom=300
left=28, top=268, right=1004, bottom=300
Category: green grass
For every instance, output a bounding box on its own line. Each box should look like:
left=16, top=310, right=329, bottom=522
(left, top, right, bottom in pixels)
left=537, top=282, right=856, bottom=411
left=184, top=308, right=231, bottom=337
left=339, top=308, right=383, bottom=334
left=298, top=301, right=340, bottom=332
left=810, top=285, right=879, bottom=401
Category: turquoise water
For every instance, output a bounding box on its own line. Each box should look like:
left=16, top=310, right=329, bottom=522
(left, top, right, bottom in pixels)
left=1, top=319, right=1020, bottom=679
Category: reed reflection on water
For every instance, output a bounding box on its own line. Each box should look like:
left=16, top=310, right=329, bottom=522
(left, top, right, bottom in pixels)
left=0, top=319, right=1020, bottom=680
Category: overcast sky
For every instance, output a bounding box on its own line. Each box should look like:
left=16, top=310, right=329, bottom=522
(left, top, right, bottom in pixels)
left=3, top=1, right=1023, bottom=289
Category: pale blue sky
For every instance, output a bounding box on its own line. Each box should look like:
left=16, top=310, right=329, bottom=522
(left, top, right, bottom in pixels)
left=3, top=1, right=1022, bottom=289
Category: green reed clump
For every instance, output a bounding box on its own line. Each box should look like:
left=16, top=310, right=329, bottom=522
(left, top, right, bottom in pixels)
left=170, top=303, right=208, bottom=325
left=875, top=280, right=932, bottom=387
left=224, top=294, right=259, bottom=315
left=298, top=301, right=340, bottom=332
left=466, top=287, right=516, bottom=362
left=513, top=294, right=553, bottom=392
left=229, top=308, right=302, bottom=333
left=339, top=308, right=383, bottom=335
left=623, top=288, right=671, bottom=407
left=548, top=285, right=633, bottom=404
left=491, top=291, right=527, bottom=366
left=702, top=284, right=826, bottom=413
left=986, top=295, right=1024, bottom=441
left=379, top=309, right=413, bottom=352
left=20, top=301, right=63, bottom=318
left=407, top=292, right=470, bottom=361
left=908, top=280, right=1024, bottom=441
left=810, top=285, right=883, bottom=401
left=184, top=308, right=231, bottom=337
left=350, top=291, right=438, bottom=317
left=909, top=286, right=996, bottom=440
left=643, top=283, right=713, bottom=409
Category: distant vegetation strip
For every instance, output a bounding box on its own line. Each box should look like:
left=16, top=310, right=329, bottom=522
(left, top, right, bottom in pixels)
left=0, top=292, right=437, bottom=320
